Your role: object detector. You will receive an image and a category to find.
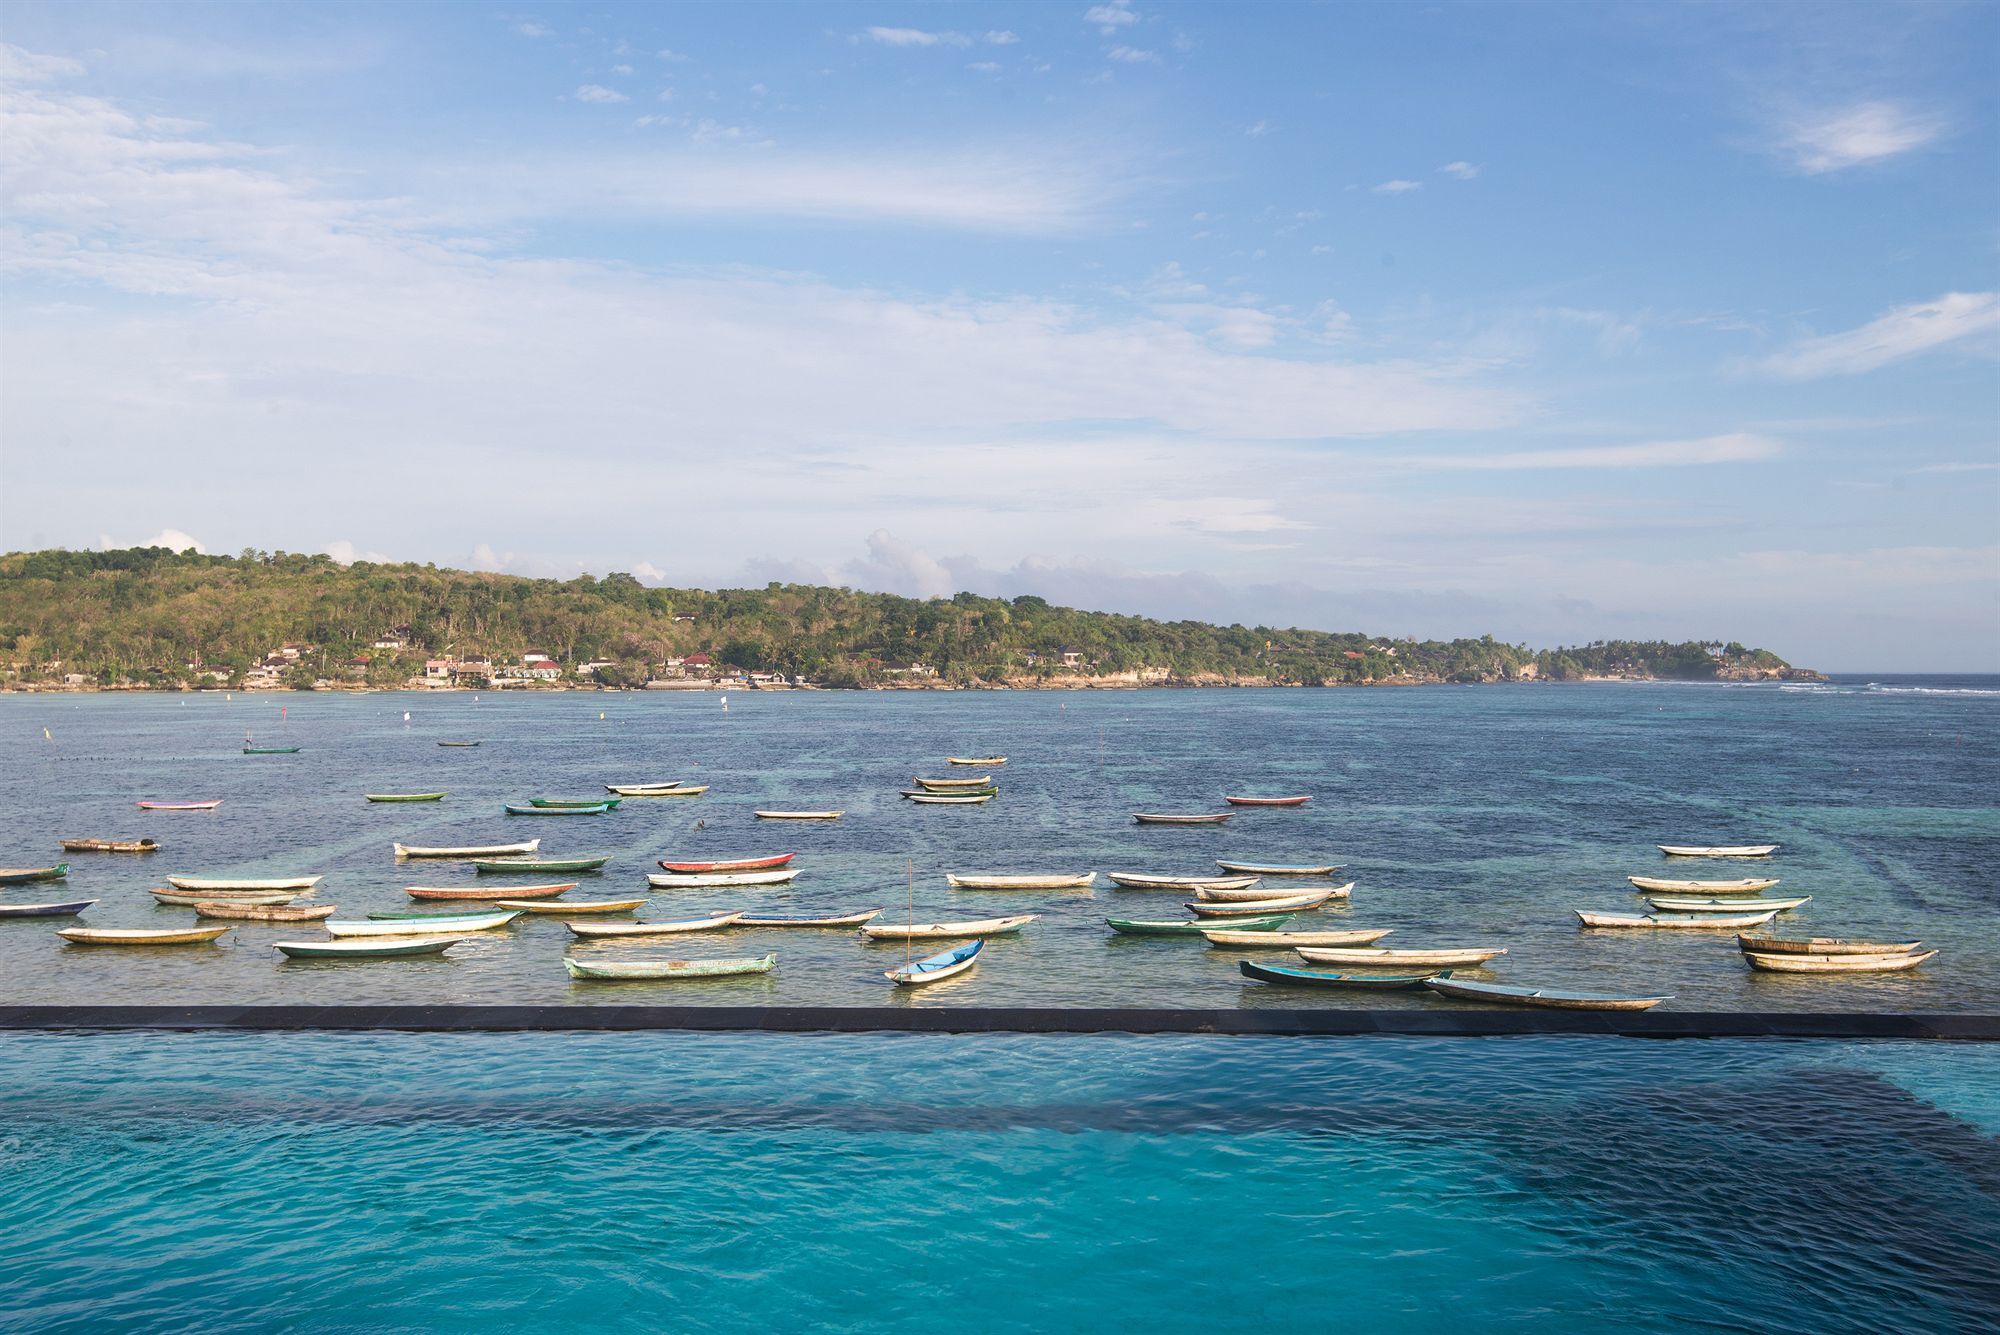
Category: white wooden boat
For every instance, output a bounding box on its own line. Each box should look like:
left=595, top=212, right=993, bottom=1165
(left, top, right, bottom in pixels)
left=1577, top=909, right=1778, bottom=929
left=1627, top=875, right=1780, bottom=893
left=1197, top=881, right=1353, bottom=903
left=908, top=793, right=992, bottom=805
left=945, top=873, right=1096, bottom=889
left=568, top=912, right=745, bottom=938
left=1736, top=934, right=1923, bottom=955
left=193, top=902, right=336, bottom=922
left=325, top=911, right=522, bottom=937
left=736, top=909, right=884, bottom=928
left=1132, top=812, right=1231, bottom=825
left=58, top=925, right=231, bottom=946
left=887, top=938, right=982, bottom=986
left=1646, top=895, right=1810, bottom=913
left=946, top=756, right=1007, bottom=765
left=394, top=840, right=540, bottom=858
left=1107, top=873, right=1260, bottom=891
left=152, top=889, right=297, bottom=907
left=492, top=897, right=649, bottom=914
left=1295, top=945, right=1505, bottom=967
left=564, top=952, right=775, bottom=980
left=915, top=776, right=993, bottom=789
left=407, top=881, right=574, bottom=900
left=1186, top=889, right=1338, bottom=916
left=1428, top=977, right=1669, bottom=1010
left=754, top=810, right=843, bottom=820
left=1657, top=844, right=1778, bottom=858
left=166, top=874, right=323, bottom=892
left=606, top=783, right=684, bottom=795
left=1742, top=949, right=1937, bottom=973
left=861, top=914, right=1036, bottom=941
left=1199, top=927, right=1394, bottom=948
left=647, top=869, right=800, bottom=887
left=1215, top=860, right=1341, bottom=876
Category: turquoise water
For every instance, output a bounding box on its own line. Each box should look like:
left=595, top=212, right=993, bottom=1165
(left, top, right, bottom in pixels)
left=0, top=1033, right=1995, bottom=1332
left=1, top=678, right=1995, bottom=1007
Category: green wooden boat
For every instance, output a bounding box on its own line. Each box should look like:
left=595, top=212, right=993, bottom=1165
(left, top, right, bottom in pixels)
left=0, top=863, right=68, bottom=885
left=472, top=856, right=611, bottom=874
left=505, top=802, right=614, bottom=816
left=1105, top=912, right=1292, bottom=936
left=529, top=797, right=622, bottom=809
left=243, top=746, right=302, bottom=754
left=365, top=792, right=447, bottom=803
left=275, top=936, right=464, bottom=959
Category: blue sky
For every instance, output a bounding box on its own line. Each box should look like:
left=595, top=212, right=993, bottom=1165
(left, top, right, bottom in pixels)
left=1, top=1, right=1995, bottom=670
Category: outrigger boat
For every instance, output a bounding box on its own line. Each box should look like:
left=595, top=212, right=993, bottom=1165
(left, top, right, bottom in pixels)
left=1240, top=960, right=1439, bottom=989
left=1216, top=860, right=1340, bottom=876
left=0, top=864, right=67, bottom=885
left=606, top=783, right=685, bottom=796
left=564, top=953, right=775, bottom=981
left=567, top=913, right=744, bottom=938
left=647, top=869, right=799, bottom=888
left=505, top=802, right=613, bottom=815
left=0, top=899, right=96, bottom=919
left=60, top=838, right=158, bottom=854
left=735, top=909, right=884, bottom=928
left=1627, top=875, right=1779, bottom=893
left=136, top=800, right=222, bottom=811
left=1427, top=977, right=1669, bottom=1011
left=1222, top=795, right=1312, bottom=807
left=365, top=793, right=447, bottom=803
left=395, top=840, right=540, bottom=858
left=1295, top=945, right=1507, bottom=967
left=528, top=797, right=621, bottom=809
left=861, top=915, right=1035, bottom=941
left=1646, top=895, right=1809, bottom=913
left=754, top=810, right=843, bottom=820
left=1658, top=844, right=1778, bottom=858
left=657, top=854, right=795, bottom=873
left=407, top=881, right=575, bottom=901
left=901, top=787, right=996, bottom=799
left=907, top=794, right=992, bottom=805
left=471, top=856, right=610, bottom=874
left=1576, top=909, right=1778, bottom=929
left=1186, top=890, right=1338, bottom=916
left=490, top=898, right=648, bottom=914
left=915, top=776, right=993, bottom=790
left=1199, top=927, right=1393, bottom=948
left=327, top=911, right=521, bottom=937
left=946, top=872, right=1095, bottom=889
left=1105, top=913, right=1293, bottom=936
left=1133, top=812, right=1230, bottom=825
left=1108, top=873, right=1259, bottom=891
left=946, top=757, right=1007, bottom=766
left=1197, top=881, right=1352, bottom=902
left=168, top=875, right=322, bottom=892
left=886, top=939, right=982, bottom=986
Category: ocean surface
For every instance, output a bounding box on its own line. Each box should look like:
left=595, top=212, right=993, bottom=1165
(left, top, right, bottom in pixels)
left=1, top=676, right=1995, bottom=1008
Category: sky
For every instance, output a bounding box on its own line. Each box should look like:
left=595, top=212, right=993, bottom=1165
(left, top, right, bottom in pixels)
left=0, top=1, right=1995, bottom=671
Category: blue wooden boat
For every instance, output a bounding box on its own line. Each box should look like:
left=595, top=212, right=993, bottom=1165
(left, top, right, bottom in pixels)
left=1239, top=959, right=1444, bottom=990
left=886, top=938, right=983, bottom=986
left=0, top=898, right=96, bottom=918
left=528, top=797, right=622, bottom=810
left=505, top=802, right=613, bottom=815
left=0, top=863, right=68, bottom=885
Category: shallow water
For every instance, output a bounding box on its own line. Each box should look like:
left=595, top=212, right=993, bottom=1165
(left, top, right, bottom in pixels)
left=1, top=677, right=1993, bottom=1008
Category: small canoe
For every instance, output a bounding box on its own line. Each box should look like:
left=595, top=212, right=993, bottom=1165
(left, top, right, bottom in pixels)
left=1108, top=873, right=1260, bottom=891
left=327, top=911, right=522, bottom=937
left=1427, top=977, right=1669, bottom=1010
left=276, top=936, right=464, bottom=959
left=1133, top=812, right=1231, bottom=825
left=407, top=881, right=575, bottom=901
left=647, top=869, right=800, bottom=887
left=946, top=757, right=1007, bottom=765
left=505, top=802, right=613, bottom=815
left=754, top=810, right=843, bottom=820
left=1743, top=949, right=1938, bottom=973
left=1646, top=895, right=1811, bottom=913
left=564, top=952, right=775, bottom=981
left=0, top=899, right=96, bottom=918
left=529, top=797, right=622, bottom=809
left=168, top=875, right=323, bottom=892
left=1240, top=960, right=1440, bottom=989
left=1223, top=795, right=1312, bottom=807
left=946, top=873, right=1096, bottom=889
left=901, top=788, right=996, bottom=799
left=136, top=800, right=222, bottom=811
left=1200, top=927, right=1393, bottom=948
left=607, top=783, right=684, bottom=796
left=0, top=864, right=68, bottom=885
left=194, top=902, right=336, bottom=922
left=567, top=912, right=745, bottom=938
left=242, top=746, right=301, bottom=754
left=59, top=925, right=231, bottom=946
left=1658, top=844, right=1778, bottom=858
left=657, top=854, right=796, bottom=873
left=861, top=915, right=1036, bottom=941
left=1626, top=875, right=1780, bottom=893
left=1185, top=890, right=1339, bottom=916
left=887, top=938, right=982, bottom=986
left=1736, top=934, right=1923, bottom=956
left=1197, top=881, right=1353, bottom=903
left=395, top=840, right=539, bottom=859
left=153, top=889, right=297, bottom=907
left=1215, top=860, right=1341, bottom=876
left=1105, top=913, right=1294, bottom=936
left=492, top=898, right=649, bottom=914
left=364, top=793, right=447, bottom=803
left=437, top=740, right=481, bottom=747
left=915, top=776, right=994, bottom=790
left=1577, top=909, right=1778, bottom=929
left=471, top=857, right=610, bottom=874
left=1296, top=945, right=1507, bottom=967
left=60, top=838, right=159, bottom=854
left=908, top=794, right=992, bottom=805
left=735, top=909, right=884, bottom=928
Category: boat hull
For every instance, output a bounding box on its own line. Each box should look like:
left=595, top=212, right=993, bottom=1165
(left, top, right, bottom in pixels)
left=1222, top=796, right=1312, bottom=807
left=60, top=838, right=159, bottom=853
left=505, top=803, right=613, bottom=815
left=326, top=912, right=521, bottom=937
left=153, top=889, right=297, bottom=907
left=395, top=841, right=540, bottom=858
left=471, top=858, right=610, bottom=874
left=136, top=801, right=222, bottom=811
left=194, top=902, right=336, bottom=922
left=1240, top=960, right=1438, bottom=989
left=59, top=926, right=231, bottom=946
left=167, top=875, right=323, bottom=892
left=887, top=939, right=983, bottom=985
left=1646, top=895, right=1810, bottom=913
left=1215, top=861, right=1340, bottom=876
left=657, top=854, right=796, bottom=873
left=1427, top=977, right=1669, bottom=1010
left=1735, top=934, right=1923, bottom=955
left=1132, top=813, right=1230, bottom=825
left=276, top=936, right=464, bottom=959
left=1186, top=891, right=1337, bottom=916
left=0, top=899, right=96, bottom=918
left=1577, top=910, right=1778, bottom=929
left=861, top=915, right=1035, bottom=941
left=647, top=869, right=800, bottom=887
left=407, top=881, right=575, bottom=900
left=1658, top=844, right=1778, bottom=858
left=1743, top=950, right=1937, bottom=973
left=946, top=873, right=1095, bottom=889
left=1196, top=881, right=1352, bottom=903
left=564, top=953, right=776, bottom=980
left=1108, top=874, right=1260, bottom=891
left=1626, top=876, right=1779, bottom=893
left=1105, top=913, right=1293, bottom=936
left=0, top=864, right=68, bottom=885
left=1200, top=928, right=1394, bottom=948
left=567, top=914, right=745, bottom=938
left=735, top=909, right=884, bottom=928
left=364, top=793, right=447, bottom=803
left=1296, top=946, right=1506, bottom=967
left=493, top=898, right=649, bottom=914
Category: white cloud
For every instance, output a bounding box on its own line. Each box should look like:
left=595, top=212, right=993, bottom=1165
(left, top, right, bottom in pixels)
left=1760, top=292, right=2000, bottom=378
left=612, top=64, right=633, bottom=76
left=968, top=62, right=1001, bottom=74
left=511, top=21, right=553, bottom=39
left=1244, top=120, right=1271, bottom=138
left=985, top=31, right=1019, bottom=45
left=862, top=27, right=970, bottom=48
left=322, top=539, right=394, bottom=565
left=1777, top=101, right=1943, bottom=174
left=1439, top=160, right=1479, bottom=179
left=99, top=528, right=206, bottom=553
left=574, top=84, right=628, bottom=104
left=1085, top=1, right=1139, bottom=33
left=1107, top=46, right=1158, bottom=64
left=656, top=48, right=688, bottom=62
left=1372, top=179, right=1422, bottom=194
left=0, top=42, right=85, bottom=82
left=1406, top=433, right=1782, bottom=471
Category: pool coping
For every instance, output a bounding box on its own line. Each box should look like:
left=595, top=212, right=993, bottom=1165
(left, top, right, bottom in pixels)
left=0, top=1006, right=1994, bottom=1039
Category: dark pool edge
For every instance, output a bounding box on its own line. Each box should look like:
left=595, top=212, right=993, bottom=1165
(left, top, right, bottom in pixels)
left=0, top=1006, right=1995, bottom=1039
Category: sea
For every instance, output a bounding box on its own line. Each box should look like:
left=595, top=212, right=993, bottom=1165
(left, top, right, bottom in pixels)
left=0, top=678, right=1994, bottom=1329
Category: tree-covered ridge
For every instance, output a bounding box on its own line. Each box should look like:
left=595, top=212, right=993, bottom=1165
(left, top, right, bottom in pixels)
left=0, top=547, right=1803, bottom=688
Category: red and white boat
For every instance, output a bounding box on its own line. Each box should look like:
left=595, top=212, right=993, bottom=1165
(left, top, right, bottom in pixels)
left=1223, top=795, right=1312, bottom=807
left=655, top=853, right=797, bottom=873
left=136, top=800, right=224, bottom=811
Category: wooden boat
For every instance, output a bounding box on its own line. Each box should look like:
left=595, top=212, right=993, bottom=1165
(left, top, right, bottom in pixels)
left=1296, top=945, right=1507, bottom=967
left=1576, top=909, right=1778, bottom=929
left=1197, top=881, right=1353, bottom=903
left=529, top=797, right=622, bottom=809
left=607, top=783, right=684, bottom=796
left=651, top=785, right=708, bottom=797
left=1105, top=913, right=1293, bottom=936
left=0, top=864, right=67, bottom=885
left=1108, top=873, right=1260, bottom=891
left=395, top=840, right=540, bottom=858
left=242, top=745, right=301, bottom=754
left=437, top=740, right=481, bottom=747
left=657, top=854, right=796, bottom=873
left=58, top=925, right=231, bottom=946
left=564, top=952, right=775, bottom=981
left=1626, top=875, right=1780, bottom=893
left=1736, top=934, right=1923, bottom=956
left=1743, top=949, right=1938, bottom=973
left=407, top=881, right=575, bottom=901
left=0, top=899, right=96, bottom=918
left=915, top=776, right=993, bottom=790
left=1646, top=895, right=1810, bottom=913
left=471, top=856, right=610, bottom=874
left=946, top=756, right=1007, bottom=765
left=754, top=810, right=843, bottom=820
left=1658, top=844, right=1778, bottom=858
left=886, top=939, right=982, bottom=986
left=1200, top=927, right=1394, bottom=948
left=1185, top=890, right=1339, bottom=916
left=136, top=800, right=222, bottom=811
left=326, top=912, right=519, bottom=937
left=647, top=869, right=800, bottom=887
left=567, top=912, right=745, bottom=938
left=1215, top=860, right=1340, bottom=876
left=194, top=902, right=336, bottom=922
left=901, top=787, right=996, bottom=799
left=946, top=873, right=1095, bottom=890
left=735, top=909, right=884, bottom=928
left=907, top=794, right=992, bottom=805
left=168, top=874, right=323, bottom=892
left=60, top=838, right=159, bottom=854
left=491, top=897, right=649, bottom=914
left=153, top=889, right=297, bottom=907
left=1133, top=812, right=1231, bottom=825
left=364, top=792, right=447, bottom=803
left=276, top=936, right=464, bottom=959
left=1240, top=960, right=1440, bottom=989
left=1223, top=795, right=1312, bottom=807
left=861, top=914, right=1036, bottom=941
left=506, top=802, right=613, bottom=815
left=1427, top=977, right=1669, bottom=1010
